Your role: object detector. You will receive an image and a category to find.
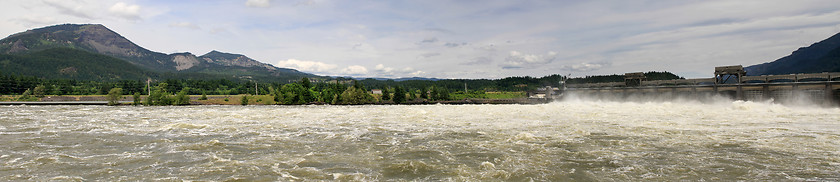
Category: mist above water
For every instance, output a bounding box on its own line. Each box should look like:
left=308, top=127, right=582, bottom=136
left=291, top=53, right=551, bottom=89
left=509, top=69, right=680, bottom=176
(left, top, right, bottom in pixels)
left=1, top=101, right=838, bottom=181
left=561, top=90, right=839, bottom=108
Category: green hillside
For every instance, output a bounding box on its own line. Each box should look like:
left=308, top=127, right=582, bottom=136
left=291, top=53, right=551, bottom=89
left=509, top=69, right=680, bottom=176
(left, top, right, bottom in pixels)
left=0, top=48, right=154, bottom=81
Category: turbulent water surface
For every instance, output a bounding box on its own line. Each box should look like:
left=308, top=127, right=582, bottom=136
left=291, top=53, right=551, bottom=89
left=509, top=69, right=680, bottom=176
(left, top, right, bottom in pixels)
left=1, top=101, right=839, bottom=181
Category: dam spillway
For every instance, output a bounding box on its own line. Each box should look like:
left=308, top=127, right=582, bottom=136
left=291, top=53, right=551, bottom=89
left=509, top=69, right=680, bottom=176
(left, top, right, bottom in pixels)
left=564, top=67, right=840, bottom=106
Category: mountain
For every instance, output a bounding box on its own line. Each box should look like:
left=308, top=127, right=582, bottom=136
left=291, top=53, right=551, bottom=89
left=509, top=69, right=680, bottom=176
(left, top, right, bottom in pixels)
left=0, top=24, right=173, bottom=71
left=0, top=24, right=317, bottom=82
left=745, top=32, right=840, bottom=75
left=0, top=47, right=153, bottom=81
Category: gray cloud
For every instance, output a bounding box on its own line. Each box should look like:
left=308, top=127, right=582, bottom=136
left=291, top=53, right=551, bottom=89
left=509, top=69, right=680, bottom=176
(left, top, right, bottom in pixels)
left=418, top=38, right=438, bottom=44
left=373, top=64, right=425, bottom=77
left=43, top=0, right=94, bottom=19
left=420, top=52, right=441, bottom=58
left=461, top=57, right=493, bottom=65
left=501, top=51, right=558, bottom=69
left=444, top=42, right=467, bottom=47
left=559, top=62, right=612, bottom=72
left=14, top=16, right=59, bottom=27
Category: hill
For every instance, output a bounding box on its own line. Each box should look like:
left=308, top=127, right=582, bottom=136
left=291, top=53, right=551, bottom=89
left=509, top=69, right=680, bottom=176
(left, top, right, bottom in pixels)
left=0, top=24, right=317, bottom=82
left=0, top=48, right=153, bottom=81
left=745, top=32, right=840, bottom=75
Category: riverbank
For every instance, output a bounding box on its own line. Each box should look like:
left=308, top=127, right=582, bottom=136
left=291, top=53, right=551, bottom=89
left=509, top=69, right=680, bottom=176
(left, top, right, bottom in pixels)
left=0, top=95, right=550, bottom=105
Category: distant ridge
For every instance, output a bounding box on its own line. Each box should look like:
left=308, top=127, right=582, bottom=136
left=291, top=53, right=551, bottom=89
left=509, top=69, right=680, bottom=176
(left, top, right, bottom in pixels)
left=745, top=32, right=840, bottom=75
left=353, top=77, right=441, bottom=81
left=0, top=24, right=317, bottom=82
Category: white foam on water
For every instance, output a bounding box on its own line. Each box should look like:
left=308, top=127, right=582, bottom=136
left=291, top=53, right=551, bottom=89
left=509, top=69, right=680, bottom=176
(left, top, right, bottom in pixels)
left=1, top=102, right=838, bottom=181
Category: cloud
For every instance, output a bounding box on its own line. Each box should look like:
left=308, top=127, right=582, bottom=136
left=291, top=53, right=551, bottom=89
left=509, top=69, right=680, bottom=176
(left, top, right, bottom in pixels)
left=419, top=52, right=440, bottom=58
left=371, top=64, right=424, bottom=77
left=476, top=44, right=497, bottom=52
left=501, top=51, right=558, bottom=69
left=424, top=28, right=454, bottom=34
left=15, top=16, right=59, bottom=27
left=246, top=0, right=271, bottom=8
left=409, top=71, right=426, bottom=76
left=43, top=0, right=94, bottom=19
left=560, top=62, right=611, bottom=72
left=108, top=2, right=142, bottom=21
left=374, top=64, right=394, bottom=72
left=275, top=59, right=338, bottom=73
left=340, top=65, right=369, bottom=75
left=418, top=37, right=438, bottom=44
left=444, top=42, right=467, bottom=47
left=169, top=22, right=200, bottom=29
left=461, top=57, right=494, bottom=65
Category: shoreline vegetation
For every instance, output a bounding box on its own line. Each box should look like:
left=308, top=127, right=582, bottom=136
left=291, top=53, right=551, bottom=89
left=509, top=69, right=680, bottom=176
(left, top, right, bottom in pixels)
left=0, top=79, right=543, bottom=106
left=2, top=73, right=567, bottom=106
left=0, top=93, right=548, bottom=105
left=1, top=70, right=680, bottom=106
left=0, top=70, right=678, bottom=106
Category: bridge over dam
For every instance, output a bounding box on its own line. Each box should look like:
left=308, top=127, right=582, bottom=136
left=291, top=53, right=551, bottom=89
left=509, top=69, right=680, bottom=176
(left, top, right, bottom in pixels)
left=563, top=65, right=840, bottom=106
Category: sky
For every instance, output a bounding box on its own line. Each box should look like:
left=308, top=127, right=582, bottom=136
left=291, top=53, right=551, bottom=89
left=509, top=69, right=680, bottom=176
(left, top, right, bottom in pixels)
left=2, top=0, right=840, bottom=79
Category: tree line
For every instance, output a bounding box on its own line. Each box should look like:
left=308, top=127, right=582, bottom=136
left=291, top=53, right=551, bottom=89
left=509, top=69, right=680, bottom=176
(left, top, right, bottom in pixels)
left=3, top=71, right=683, bottom=104
left=96, top=77, right=455, bottom=105
left=2, top=73, right=583, bottom=96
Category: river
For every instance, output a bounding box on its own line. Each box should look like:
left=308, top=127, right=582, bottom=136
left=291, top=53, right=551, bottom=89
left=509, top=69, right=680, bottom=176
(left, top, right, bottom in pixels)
left=1, top=100, right=839, bottom=181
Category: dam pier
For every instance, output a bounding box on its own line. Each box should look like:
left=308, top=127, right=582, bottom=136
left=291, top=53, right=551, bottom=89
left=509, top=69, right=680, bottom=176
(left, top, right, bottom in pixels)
left=565, top=65, right=840, bottom=106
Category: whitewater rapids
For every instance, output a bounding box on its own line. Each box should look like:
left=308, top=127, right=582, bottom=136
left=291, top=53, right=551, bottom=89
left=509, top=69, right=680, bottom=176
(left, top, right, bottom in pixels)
left=1, top=100, right=839, bottom=181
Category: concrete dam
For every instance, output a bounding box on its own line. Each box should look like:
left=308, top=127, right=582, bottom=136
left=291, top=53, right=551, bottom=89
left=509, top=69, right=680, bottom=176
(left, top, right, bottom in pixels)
left=564, top=65, right=840, bottom=106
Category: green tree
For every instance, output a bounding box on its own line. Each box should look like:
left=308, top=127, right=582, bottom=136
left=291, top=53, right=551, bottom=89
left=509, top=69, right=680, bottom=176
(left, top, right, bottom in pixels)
left=327, top=82, right=347, bottom=104
left=18, top=89, right=33, bottom=101
left=280, top=83, right=302, bottom=104
left=438, top=87, right=451, bottom=100
left=133, top=92, right=141, bottom=106
left=240, top=95, right=249, bottom=105
left=272, top=87, right=283, bottom=104
left=353, top=80, right=364, bottom=91
left=146, top=83, right=172, bottom=106
left=420, top=87, right=428, bottom=99
left=144, top=92, right=154, bottom=105
left=301, top=77, right=312, bottom=89
left=339, top=84, right=374, bottom=105
left=393, top=86, right=406, bottom=104
left=381, top=87, right=391, bottom=101
left=429, top=86, right=439, bottom=100
left=301, top=87, right=315, bottom=104
left=107, top=88, right=123, bottom=106
left=408, top=89, right=417, bottom=100
left=33, top=85, right=46, bottom=98
left=429, top=86, right=451, bottom=101
left=199, top=92, right=208, bottom=100
left=174, top=88, right=190, bottom=105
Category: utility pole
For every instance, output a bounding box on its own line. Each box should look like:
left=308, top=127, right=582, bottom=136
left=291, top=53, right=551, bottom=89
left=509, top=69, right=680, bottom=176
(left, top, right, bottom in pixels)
left=255, top=81, right=258, bottom=95
left=464, top=82, right=468, bottom=93
left=146, top=78, right=151, bottom=96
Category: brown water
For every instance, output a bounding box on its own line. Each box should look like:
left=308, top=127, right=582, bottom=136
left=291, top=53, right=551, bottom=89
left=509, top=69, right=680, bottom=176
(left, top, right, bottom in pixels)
left=1, top=101, right=839, bottom=181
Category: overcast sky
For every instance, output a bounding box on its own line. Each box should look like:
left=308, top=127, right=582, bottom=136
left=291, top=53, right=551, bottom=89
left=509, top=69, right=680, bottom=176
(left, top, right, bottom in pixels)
left=2, top=0, right=840, bottom=79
